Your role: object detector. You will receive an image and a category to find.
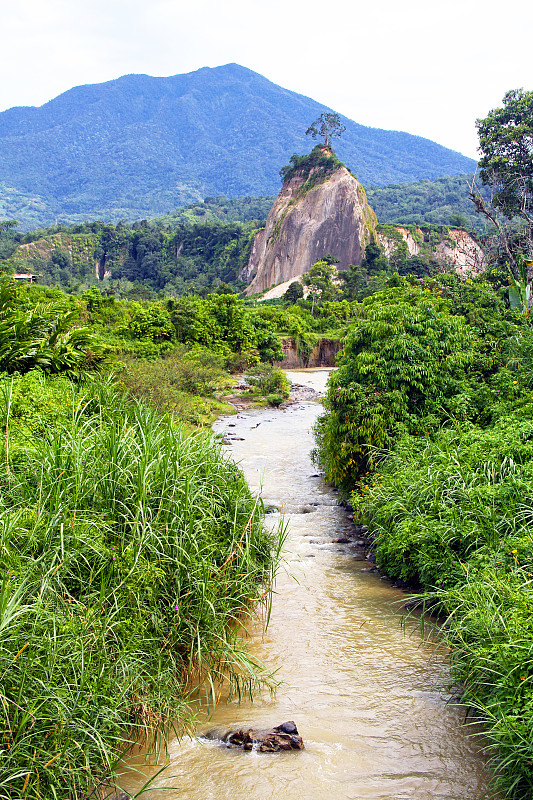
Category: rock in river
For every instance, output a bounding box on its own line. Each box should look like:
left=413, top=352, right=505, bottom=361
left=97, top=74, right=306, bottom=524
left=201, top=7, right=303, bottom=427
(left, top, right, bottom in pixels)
left=205, top=721, right=304, bottom=752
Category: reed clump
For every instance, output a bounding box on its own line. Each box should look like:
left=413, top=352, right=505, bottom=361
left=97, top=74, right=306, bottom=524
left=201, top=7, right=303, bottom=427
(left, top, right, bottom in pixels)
left=0, top=372, right=280, bottom=800
left=355, top=417, right=533, bottom=799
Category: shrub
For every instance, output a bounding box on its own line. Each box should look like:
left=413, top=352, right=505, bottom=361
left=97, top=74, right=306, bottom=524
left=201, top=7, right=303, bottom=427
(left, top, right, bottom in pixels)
left=314, top=284, right=476, bottom=490
left=0, top=280, right=105, bottom=376
left=115, top=345, right=232, bottom=425
left=266, top=393, right=285, bottom=407
left=245, top=365, right=290, bottom=399
left=354, top=416, right=533, bottom=798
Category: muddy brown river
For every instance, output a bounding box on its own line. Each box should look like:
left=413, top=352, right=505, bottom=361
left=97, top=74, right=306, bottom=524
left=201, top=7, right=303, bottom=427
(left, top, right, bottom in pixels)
left=122, top=369, right=492, bottom=800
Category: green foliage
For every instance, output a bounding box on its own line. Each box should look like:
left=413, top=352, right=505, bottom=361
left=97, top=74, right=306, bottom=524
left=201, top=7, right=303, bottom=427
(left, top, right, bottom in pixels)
left=265, top=393, right=285, bottom=407
left=340, top=264, right=369, bottom=301
left=360, top=241, right=385, bottom=273
left=167, top=294, right=282, bottom=365
left=116, top=346, right=232, bottom=426
left=244, top=365, right=290, bottom=400
left=470, top=90, right=533, bottom=280
left=0, top=276, right=295, bottom=796
left=249, top=313, right=284, bottom=363
left=305, top=113, right=346, bottom=148
left=315, top=262, right=533, bottom=796
left=126, top=302, right=175, bottom=342
left=0, top=219, right=19, bottom=259
left=0, top=374, right=280, bottom=799
left=398, top=255, right=439, bottom=278
left=0, top=280, right=105, bottom=376
left=5, top=217, right=260, bottom=296
left=367, top=174, right=484, bottom=232
left=279, top=146, right=343, bottom=185
left=283, top=281, right=304, bottom=303
left=477, top=89, right=533, bottom=221
left=158, top=195, right=274, bottom=227
left=353, top=417, right=533, bottom=798
left=507, top=256, right=533, bottom=315
left=314, top=283, right=481, bottom=489
left=303, top=259, right=339, bottom=310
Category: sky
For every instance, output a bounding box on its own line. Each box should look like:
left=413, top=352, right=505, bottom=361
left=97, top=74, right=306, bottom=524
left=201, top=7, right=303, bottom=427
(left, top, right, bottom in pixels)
left=2, top=0, right=532, bottom=160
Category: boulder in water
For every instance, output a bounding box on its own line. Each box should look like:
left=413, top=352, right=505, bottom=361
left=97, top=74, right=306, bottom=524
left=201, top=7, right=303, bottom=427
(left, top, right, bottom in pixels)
left=298, top=505, right=317, bottom=514
left=221, top=721, right=304, bottom=752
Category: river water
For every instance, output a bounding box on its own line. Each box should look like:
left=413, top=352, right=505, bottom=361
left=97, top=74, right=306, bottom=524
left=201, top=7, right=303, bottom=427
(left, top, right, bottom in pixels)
left=123, top=369, right=492, bottom=800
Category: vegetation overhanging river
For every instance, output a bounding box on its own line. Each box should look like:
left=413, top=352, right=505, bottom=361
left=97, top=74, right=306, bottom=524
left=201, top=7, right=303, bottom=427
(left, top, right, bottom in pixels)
left=122, top=369, right=492, bottom=800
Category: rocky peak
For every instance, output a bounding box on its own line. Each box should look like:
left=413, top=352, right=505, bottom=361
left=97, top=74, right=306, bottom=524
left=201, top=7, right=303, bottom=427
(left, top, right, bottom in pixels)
left=242, top=148, right=377, bottom=295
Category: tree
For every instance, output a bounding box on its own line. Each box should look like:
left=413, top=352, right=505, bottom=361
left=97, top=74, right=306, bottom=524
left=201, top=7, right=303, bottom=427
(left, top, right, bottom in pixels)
left=0, top=220, right=19, bottom=259
left=302, top=259, right=338, bottom=314
left=306, top=112, right=346, bottom=148
left=51, top=249, right=71, bottom=269
left=477, top=89, right=533, bottom=220
left=470, top=89, right=533, bottom=281
left=283, top=281, right=304, bottom=304
left=340, top=264, right=367, bottom=300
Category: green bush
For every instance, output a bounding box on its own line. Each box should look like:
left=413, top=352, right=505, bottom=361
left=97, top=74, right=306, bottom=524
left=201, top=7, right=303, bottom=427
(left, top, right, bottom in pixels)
left=245, top=365, right=290, bottom=399
left=0, top=280, right=105, bottom=376
left=314, top=284, right=477, bottom=490
left=115, top=345, right=232, bottom=425
left=266, top=393, right=285, bottom=407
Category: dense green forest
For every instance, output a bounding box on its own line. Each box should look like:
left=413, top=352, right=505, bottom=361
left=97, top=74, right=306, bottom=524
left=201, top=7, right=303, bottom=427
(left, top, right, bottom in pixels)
left=366, top=173, right=486, bottom=232
left=1, top=217, right=259, bottom=296
left=0, top=64, right=475, bottom=229
left=0, top=186, right=488, bottom=299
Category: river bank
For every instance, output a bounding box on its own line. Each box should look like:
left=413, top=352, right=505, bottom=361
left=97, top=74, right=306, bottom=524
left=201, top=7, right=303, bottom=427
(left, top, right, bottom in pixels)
left=120, top=369, right=492, bottom=800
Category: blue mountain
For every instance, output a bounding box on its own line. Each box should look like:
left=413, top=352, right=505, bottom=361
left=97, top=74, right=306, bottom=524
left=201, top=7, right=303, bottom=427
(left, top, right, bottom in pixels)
left=0, top=63, right=476, bottom=226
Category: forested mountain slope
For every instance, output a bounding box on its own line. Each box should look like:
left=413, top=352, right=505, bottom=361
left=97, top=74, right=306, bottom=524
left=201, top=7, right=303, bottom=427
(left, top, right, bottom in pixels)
left=0, top=63, right=475, bottom=228
left=366, top=173, right=486, bottom=232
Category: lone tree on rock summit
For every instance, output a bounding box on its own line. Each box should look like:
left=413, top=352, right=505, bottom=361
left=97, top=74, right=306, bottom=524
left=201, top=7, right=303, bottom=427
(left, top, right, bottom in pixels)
left=306, top=112, right=346, bottom=147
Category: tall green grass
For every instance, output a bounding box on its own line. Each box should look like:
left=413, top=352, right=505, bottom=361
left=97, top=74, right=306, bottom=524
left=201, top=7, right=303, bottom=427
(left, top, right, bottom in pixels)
left=354, top=417, right=533, bottom=798
left=0, top=374, right=281, bottom=799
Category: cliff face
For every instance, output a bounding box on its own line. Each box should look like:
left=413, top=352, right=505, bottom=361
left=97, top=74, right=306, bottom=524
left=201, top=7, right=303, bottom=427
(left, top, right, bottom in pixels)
left=276, top=337, right=342, bottom=368
left=377, top=225, right=486, bottom=275
left=242, top=158, right=377, bottom=295
left=16, top=232, right=121, bottom=280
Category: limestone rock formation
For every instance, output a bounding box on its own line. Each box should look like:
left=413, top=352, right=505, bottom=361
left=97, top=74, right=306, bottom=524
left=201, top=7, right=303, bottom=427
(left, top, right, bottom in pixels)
left=242, top=149, right=377, bottom=295
left=377, top=225, right=486, bottom=276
